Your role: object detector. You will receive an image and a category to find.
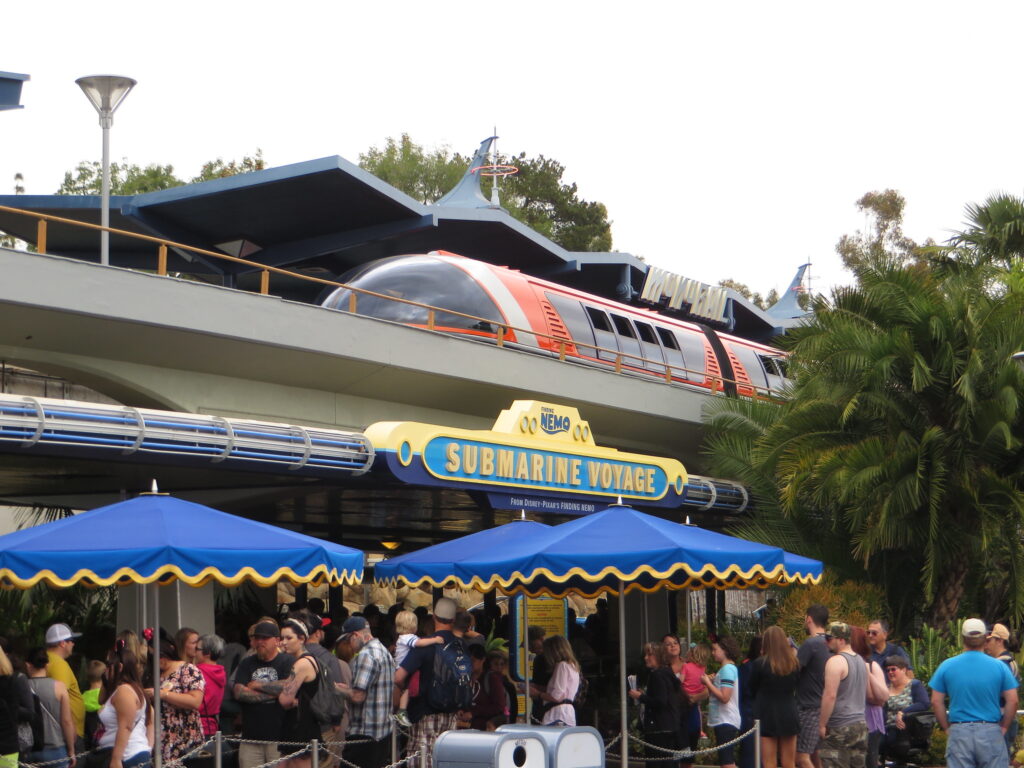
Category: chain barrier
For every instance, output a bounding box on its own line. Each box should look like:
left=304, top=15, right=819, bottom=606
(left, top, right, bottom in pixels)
left=19, top=748, right=93, bottom=768
left=20, top=725, right=752, bottom=768
left=320, top=743, right=419, bottom=768
left=222, top=737, right=373, bottom=747
left=605, top=724, right=759, bottom=762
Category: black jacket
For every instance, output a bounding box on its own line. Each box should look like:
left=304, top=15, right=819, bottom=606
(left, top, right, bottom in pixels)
left=639, top=667, right=684, bottom=734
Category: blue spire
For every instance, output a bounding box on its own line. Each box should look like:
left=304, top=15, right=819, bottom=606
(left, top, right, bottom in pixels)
left=435, top=136, right=498, bottom=208
left=765, top=263, right=811, bottom=320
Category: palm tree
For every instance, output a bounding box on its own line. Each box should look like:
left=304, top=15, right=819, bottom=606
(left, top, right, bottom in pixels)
left=706, top=252, right=1024, bottom=627
left=949, top=192, right=1024, bottom=266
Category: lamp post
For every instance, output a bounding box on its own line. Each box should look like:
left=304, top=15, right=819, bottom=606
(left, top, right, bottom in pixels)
left=76, top=75, right=136, bottom=266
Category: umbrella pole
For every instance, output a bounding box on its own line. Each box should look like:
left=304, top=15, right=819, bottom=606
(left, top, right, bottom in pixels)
left=686, top=589, right=691, bottom=648
left=619, top=580, right=627, bottom=768
left=153, top=581, right=162, bottom=768
left=523, top=597, right=531, bottom=723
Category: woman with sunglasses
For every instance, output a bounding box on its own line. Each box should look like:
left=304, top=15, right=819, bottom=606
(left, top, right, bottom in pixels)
left=881, top=656, right=928, bottom=756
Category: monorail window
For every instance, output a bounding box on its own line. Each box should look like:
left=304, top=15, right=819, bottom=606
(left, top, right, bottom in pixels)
left=611, top=314, right=636, bottom=338
left=585, top=306, right=613, bottom=332
left=759, top=355, right=790, bottom=383
left=321, top=255, right=504, bottom=331
left=634, top=321, right=658, bottom=345
left=656, top=327, right=681, bottom=350
left=545, top=293, right=596, bottom=348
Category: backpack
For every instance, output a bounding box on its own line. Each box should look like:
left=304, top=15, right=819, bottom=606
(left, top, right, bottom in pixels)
left=427, top=637, right=474, bottom=712
left=305, top=654, right=344, bottom=725
left=16, top=689, right=44, bottom=754
left=558, top=670, right=588, bottom=707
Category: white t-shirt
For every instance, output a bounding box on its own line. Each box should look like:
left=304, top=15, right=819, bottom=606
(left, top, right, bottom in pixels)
left=707, top=662, right=741, bottom=728
left=395, top=633, right=418, bottom=665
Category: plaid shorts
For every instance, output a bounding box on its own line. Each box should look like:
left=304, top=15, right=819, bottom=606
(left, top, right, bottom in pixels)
left=407, top=712, right=458, bottom=768
left=798, top=707, right=822, bottom=755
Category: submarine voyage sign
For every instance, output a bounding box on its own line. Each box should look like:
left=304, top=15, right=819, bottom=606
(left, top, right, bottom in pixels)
left=365, top=401, right=688, bottom=508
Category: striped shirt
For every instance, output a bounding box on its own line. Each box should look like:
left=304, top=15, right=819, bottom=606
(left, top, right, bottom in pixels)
left=348, top=638, right=396, bottom=739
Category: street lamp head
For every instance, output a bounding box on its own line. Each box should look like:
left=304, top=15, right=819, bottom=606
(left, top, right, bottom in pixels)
left=76, top=75, right=136, bottom=127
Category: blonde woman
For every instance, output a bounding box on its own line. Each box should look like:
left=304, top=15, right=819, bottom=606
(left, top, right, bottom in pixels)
left=529, top=636, right=580, bottom=726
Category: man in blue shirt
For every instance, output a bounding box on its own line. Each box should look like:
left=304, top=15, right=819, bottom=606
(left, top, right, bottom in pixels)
left=929, top=618, right=1018, bottom=768
left=866, top=620, right=912, bottom=671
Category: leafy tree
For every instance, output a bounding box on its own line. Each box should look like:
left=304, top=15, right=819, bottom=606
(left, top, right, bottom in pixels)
left=359, top=135, right=465, bottom=204
left=836, top=189, right=920, bottom=270
left=706, top=198, right=1024, bottom=631
left=55, top=150, right=266, bottom=195
left=718, top=279, right=779, bottom=310
left=191, top=150, right=265, bottom=183
left=56, top=161, right=183, bottom=195
left=360, top=134, right=613, bottom=252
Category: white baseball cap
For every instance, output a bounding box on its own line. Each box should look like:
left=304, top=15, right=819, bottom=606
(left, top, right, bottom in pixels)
left=45, top=623, right=82, bottom=645
left=961, top=618, right=987, bottom=638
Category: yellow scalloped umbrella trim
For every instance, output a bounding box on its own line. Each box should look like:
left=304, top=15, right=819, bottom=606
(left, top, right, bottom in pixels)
left=375, top=561, right=822, bottom=595
left=0, top=563, right=363, bottom=590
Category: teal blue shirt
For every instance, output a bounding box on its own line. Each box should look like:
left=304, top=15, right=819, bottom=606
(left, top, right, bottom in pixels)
left=929, top=650, right=1018, bottom=723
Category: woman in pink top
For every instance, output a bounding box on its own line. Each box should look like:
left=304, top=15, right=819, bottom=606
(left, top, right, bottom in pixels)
left=680, top=644, right=711, bottom=768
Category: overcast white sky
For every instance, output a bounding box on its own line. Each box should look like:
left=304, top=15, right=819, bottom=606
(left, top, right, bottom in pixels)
left=3, top=1, right=1023, bottom=298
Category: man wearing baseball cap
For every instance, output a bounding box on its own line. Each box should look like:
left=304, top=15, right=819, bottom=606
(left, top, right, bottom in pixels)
left=818, top=622, right=868, bottom=768
left=930, top=618, right=1019, bottom=768
left=45, top=623, right=84, bottom=740
left=337, top=615, right=394, bottom=768
left=984, top=623, right=1021, bottom=759
left=233, top=620, right=295, bottom=768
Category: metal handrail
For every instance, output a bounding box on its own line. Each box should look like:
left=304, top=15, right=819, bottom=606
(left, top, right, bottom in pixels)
left=0, top=204, right=783, bottom=401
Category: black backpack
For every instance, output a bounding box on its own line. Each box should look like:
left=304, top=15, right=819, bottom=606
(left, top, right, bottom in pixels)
left=427, top=637, right=474, bottom=712
left=305, top=654, right=344, bottom=725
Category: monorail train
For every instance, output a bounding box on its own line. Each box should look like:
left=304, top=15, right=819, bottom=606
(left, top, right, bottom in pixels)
left=321, top=252, right=789, bottom=398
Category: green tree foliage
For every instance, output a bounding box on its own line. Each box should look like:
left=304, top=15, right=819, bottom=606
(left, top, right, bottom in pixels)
left=836, top=189, right=920, bottom=270
left=359, top=134, right=613, bottom=252
left=55, top=151, right=265, bottom=195
left=948, top=192, right=1024, bottom=266
left=359, top=135, right=465, bottom=204
left=718, top=279, right=779, bottom=310
left=705, top=194, right=1024, bottom=632
left=191, top=150, right=266, bottom=183
left=56, top=161, right=182, bottom=195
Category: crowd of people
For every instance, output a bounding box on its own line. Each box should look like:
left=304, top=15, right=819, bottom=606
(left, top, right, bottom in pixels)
left=0, top=598, right=588, bottom=768
left=4, top=601, right=1020, bottom=768
left=628, top=607, right=1021, bottom=768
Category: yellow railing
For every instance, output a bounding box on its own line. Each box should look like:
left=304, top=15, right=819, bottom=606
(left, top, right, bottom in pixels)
left=0, top=205, right=782, bottom=400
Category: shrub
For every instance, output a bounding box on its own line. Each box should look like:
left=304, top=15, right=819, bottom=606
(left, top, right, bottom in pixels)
left=772, top=577, right=887, bottom=640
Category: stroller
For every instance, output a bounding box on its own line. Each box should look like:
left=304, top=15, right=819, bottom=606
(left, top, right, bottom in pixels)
left=881, top=711, right=937, bottom=768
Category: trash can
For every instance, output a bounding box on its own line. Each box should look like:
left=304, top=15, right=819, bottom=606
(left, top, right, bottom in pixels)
left=435, top=730, right=547, bottom=768
left=496, top=725, right=604, bottom=768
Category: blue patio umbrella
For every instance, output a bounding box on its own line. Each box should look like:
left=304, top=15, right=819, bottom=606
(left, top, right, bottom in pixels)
left=0, top=493, right=364, bottom=588
left=0, top=491, right=365, bottom=768
left=374, top=518, right=552, bottom=591
left=376, top=504, right=821, bottom=768
left=495, top=504, right=819, bottom=598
